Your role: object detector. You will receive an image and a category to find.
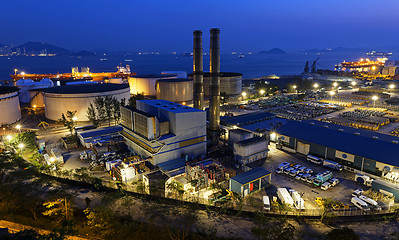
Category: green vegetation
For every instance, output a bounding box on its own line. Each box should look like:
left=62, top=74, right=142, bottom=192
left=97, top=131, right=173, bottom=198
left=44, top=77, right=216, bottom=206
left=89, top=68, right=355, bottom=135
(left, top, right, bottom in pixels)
left=251, top=213, right=298, bottom=240
left=87, top=96, right=123, bottom=127
left=59, top=110, right=77, bottom=135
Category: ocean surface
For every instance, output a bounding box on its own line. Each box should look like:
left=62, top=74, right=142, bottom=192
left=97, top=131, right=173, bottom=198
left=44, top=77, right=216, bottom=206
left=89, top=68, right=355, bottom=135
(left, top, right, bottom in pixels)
left=0, top=51, right=389, bottom=82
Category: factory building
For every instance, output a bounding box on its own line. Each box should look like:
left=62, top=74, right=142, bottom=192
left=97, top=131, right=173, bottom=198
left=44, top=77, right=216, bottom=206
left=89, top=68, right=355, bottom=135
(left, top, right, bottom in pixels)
left=189, top=72, right=243, bottom=96
left=228, top=129, right=254, bottom=143
left=155, top=78, right=193, bottom=104
left=0, top=86, right=21, bottom=125
left=120, top=99, right=206, bottom=165
left=128, top=74, right=177, bottom=96
left=234, top=137, right=268, bottom=169
left=229, top=167, right=271, bottom=197
left=42, top=83, right=130, bottom=121
left=275, top=120, right=399, bottom=177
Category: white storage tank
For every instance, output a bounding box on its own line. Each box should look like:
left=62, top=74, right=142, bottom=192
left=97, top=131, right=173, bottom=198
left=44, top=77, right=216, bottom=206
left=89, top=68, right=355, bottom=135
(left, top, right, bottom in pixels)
left=161, top=71, right=187, bottom=79
left=156, top=78, right=193, bottom=104
left=43, top=83, right=130, bottom=121
left=0, top=86, right=21, bottom=125
left=128, top=74, right=177, bottom=96
left=189, top=72, right=243, bottom=96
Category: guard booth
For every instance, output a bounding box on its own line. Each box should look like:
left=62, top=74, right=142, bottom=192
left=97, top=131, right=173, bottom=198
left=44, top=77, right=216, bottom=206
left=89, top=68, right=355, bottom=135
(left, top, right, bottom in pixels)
left=229, top=167, right=271, bottom=197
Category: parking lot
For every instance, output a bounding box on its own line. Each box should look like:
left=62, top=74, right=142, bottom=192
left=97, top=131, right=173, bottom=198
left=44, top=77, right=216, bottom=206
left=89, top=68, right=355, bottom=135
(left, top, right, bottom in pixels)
left=263, top=144, right=365, bottom=210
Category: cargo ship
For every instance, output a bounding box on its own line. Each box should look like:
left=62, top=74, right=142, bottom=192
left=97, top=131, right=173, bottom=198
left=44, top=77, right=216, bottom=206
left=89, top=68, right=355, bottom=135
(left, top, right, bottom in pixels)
left=11, top=64, right=135, bottom=81
left=366, top=51, right=392, bottom=57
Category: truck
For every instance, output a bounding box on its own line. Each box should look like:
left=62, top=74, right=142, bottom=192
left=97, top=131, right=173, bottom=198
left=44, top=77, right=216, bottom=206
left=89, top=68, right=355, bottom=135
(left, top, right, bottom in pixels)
left=323, top=159, right=343, bottom=171
left=359, top=195, right=381, bottom=211
left=277, top=188, right=294, bottom=207
left=289, top=189, right=305, bottom=210
left=313, top=171, right=333, bottom=186
left=263, top=196, right=271, bottom=211
left=307, top=155, right=323, bottom=164
left=351, top=197, right=370, bottom=211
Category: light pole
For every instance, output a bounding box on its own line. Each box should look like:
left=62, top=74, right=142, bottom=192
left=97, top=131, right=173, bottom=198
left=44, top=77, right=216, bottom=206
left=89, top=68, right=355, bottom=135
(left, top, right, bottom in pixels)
left=372, top=95, right=378, bottom=109
left=313, top=83, right=319, bottom=92
left=333, top=82, right=338, bottom=91
left=15, top=124, right=21, bottom=133
left=329, top=91, right=335, bottom=102
left=241, top=92, right=247, bottom=101
left=14, top=69, right=18, bottom=75
left=389, top=84, right=395, bottom=90
left=259, top=89, right=265, bottom=98
left=293, top=85, right=297, bottom=94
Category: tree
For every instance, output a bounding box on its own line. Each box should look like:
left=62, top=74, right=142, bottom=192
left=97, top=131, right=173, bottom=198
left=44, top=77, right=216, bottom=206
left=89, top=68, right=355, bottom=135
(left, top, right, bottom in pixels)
left=112, top=97, right=121, bottom=125
left=326, top=227, right=360, bottom=240
left=128, top=93, right=145, bottom=108
left=94, top=97, right=106, bottom=125
left=86, top=103, right=99, bottom=127
left=104, top=96, right=114, bottom=126
left=42, top=198, right=74, bottom=222
left=166, top=181, right=184, bottom=199
left=59, top=110, right=77, bottom=135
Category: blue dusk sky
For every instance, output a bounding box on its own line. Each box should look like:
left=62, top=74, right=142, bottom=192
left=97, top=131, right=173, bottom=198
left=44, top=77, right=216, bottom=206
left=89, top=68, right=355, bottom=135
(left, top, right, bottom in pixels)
left=1, top=0, right=399, bottom=52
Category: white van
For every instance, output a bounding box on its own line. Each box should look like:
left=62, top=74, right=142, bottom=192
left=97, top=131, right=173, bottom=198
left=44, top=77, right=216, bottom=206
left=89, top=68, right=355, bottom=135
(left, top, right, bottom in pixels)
left=359, top=195, right=381, bottom=211
left=307, top=155, right=323, bottom=164
left=329, top=178, right=340, bottom=187
left=263, top=196, right=271, bottom=211
left=321, top=182, right=332, bottom=190
left=351, top=197, right=370, bottom=211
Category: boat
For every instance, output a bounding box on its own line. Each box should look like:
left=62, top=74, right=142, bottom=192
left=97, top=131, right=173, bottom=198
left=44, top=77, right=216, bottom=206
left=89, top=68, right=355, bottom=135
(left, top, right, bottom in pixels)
left=366, top=51, right=392, bottom=57
left=181, top=52, right=193, bottom=56
left=124, top=59, right=133, bottom=62
left=100, top=58, right=108, bottom=61
left=238, top=54, right=244, bottom=58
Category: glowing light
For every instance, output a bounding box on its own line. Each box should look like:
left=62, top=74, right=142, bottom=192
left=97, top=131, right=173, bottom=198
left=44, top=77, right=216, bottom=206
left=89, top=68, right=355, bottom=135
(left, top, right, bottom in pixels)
left=182, top=102, right=186, bottom=105
left=329, top=91, right=335, bottom=96
left=313, top=83, right=319, bottom=88
left=270, top=132, right=276, bottom=139
left=33, top=105, right=37, bottom=108
left=371, top=66, right=376, bottom=70
left=6, top=135, right=12, bottom=141
left=21, top=72, right=25, bottom=76
left=15, top=125, right=21, bottom=130
left=50, top=157, right=55, bottom=163
left=333, top=82, right=338, bottom=87
left=18, top=143, right=24, bottom=149
left=389, top=84, right=395, bottom=89
left=241, top=92, right=247, bottom=97
left=351, top=81, right=356, bottom=86
left=293, top=85, right=297, bottom=89
left=72, top=117, right=77, bottom=121
left=260, top=89, right=265, bottom=95
left=372, top=95, right=379, bottom=101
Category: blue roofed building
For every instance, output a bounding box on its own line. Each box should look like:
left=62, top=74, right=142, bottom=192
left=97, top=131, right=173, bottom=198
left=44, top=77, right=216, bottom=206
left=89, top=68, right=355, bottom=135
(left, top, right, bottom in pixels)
left=120, top=100, right=206, bottom=165
left=275, top=120, right=399, bottom=177
left=229, top=167, right=271, bottom=197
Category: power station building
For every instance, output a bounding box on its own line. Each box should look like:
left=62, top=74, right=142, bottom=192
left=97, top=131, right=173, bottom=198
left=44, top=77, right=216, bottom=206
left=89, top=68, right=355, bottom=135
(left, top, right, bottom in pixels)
left=120, top=99, right=206, bottom=165
left=275, top=120, right=399, bottom=177
left=43, top=83, right=130, bottom=121
left=0, top=86, right=21, bottom=125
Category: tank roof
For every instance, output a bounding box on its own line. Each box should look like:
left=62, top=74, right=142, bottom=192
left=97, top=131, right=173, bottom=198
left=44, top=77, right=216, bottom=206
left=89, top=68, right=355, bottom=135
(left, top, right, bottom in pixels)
left=188, top=72, right=243, bottom=77
left=157, top=78, right=192, bottom=83
left=43, top=83, right=129, bottom=94
left=132, top=74, right=176, bottom=78
left=0, top=86, right=19, bottom=94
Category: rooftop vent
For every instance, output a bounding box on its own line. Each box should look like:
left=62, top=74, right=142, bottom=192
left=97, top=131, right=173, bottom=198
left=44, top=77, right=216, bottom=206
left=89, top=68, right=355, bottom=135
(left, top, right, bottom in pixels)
left=354, top=132, right=360, bottom=135
left=372, top=136, right=379, bottom=140
left=338, top=129, right=344, bottom=132
left=392, top=140, right=399, bottom=144
left=310, top=122, right=315, bottom=125
left=170, top=107, right=176, bottom=110
left=323, top=125, right=329, bottom=128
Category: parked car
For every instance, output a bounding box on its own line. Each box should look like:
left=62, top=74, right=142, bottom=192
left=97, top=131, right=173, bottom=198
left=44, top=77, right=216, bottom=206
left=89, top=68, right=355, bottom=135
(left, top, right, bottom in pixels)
left=321, top=182, right=332, bottom=190
left=307, top=176, right=316, bottom=184
left=293, top=164, right=302, bottom=169
left=298, top=166, right=307, bottom=173
left=301, top=173, right=311, bottom=181
left=295, top=173, right=304, bottom=180
left=303, top=168, right=314, bottom=174
left=329, top=178, right=340, bottom=187
left=284, top=167, right=294, bottom=174
left=289, top=169, right=299, bottom=177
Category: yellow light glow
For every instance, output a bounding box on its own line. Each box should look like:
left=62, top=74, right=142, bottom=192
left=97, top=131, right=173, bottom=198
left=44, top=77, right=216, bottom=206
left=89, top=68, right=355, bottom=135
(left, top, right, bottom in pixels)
left=313, top=83, right=319, bottom=88
left=329, top=91, right=335, bottom=96
left=18, top=143, right=24, bottom=149
left=270, top=132, right=276, bottom=139
left=21, top=72, right=25, bottom=76
left=372, top=95, right=378, bottom=101
left=351, top=81, right=356, bottom=86
left=242, top=92, right=247, bottom=97
left=15, top=125, right=21, bottom=130
left=260, top=89, right=265, bottom=95
left=33, top=105, right=37, bottom=108
left=333, top=82, right=338, bottom=87
left=371, top=66, right=376, bottom=70
left=293, top=85, right=297, bottom=89
left=72, top=117, right=77, bottom=121
left=389, top=84, right=395, bottom=89
left=6, top=135, right=12, bottom=141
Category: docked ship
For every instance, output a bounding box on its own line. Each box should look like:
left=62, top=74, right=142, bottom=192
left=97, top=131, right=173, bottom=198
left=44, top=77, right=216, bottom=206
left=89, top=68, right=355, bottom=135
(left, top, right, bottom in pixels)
left=10, top=64, right=135, bottom=81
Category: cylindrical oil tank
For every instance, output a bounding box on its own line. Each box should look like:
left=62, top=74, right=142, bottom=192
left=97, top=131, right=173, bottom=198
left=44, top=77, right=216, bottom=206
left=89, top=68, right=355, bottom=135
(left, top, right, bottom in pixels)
left=0, top=86, right=21, bottom=125
left=156, top=78, right=193, bottom=104
left=43, top=83, right=130, bottom=121
left=128, top=74, right=177, bottom=96
left=189, top=72, right=243, bottom=96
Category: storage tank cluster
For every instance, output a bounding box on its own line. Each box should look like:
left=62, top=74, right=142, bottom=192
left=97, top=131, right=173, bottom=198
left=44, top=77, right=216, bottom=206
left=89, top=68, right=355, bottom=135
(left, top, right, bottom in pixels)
left=0, top=86, right=21, bottom=125
left=42, top=83, right=130, bottom=121
left=15, top=78, right=54, bottom=103
left=156, top=78, right=193, bottom=104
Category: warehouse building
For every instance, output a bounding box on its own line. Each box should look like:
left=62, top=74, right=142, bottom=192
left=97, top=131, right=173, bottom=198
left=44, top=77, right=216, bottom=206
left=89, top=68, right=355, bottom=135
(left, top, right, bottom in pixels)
left=0, top=86, right=21, bottom=125
left=229, top=167, right=271, bottom=197
left=275, top=120, right=399, bottom=177
left=43, top=83, right=130, bottom=121
left=120, top=99, right=206, bottom=165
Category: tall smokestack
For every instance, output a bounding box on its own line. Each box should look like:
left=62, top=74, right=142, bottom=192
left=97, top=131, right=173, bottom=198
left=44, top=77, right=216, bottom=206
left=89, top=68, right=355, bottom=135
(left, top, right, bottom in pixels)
left=209, top=28, right=220, bottom=145
left=193, top=30, right=204, bottom=110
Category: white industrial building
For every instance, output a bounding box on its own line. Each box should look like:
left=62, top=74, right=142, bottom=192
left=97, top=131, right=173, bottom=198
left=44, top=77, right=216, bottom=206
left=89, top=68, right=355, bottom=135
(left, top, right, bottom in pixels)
left=128, top=74, right=177, bottom=96
left=234, top=136, right=269, bottom=167
left=120, top=99, right=206, bottom=165
left=0, top=86, right=21, bottom=125
left=42, top=83, right=130, bottom=121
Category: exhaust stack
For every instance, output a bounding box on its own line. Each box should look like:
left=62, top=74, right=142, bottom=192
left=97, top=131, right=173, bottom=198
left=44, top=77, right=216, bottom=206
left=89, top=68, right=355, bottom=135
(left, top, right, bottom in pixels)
left=193, top=30, right=204, bottom=110
left=209, top=28, right=220, bottom=145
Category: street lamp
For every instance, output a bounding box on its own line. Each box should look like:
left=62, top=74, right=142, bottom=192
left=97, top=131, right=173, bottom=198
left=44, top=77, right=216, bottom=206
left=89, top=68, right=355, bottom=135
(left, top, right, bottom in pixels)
left=389, top=84, right=395, bottom=90
left=15, top=124, right=21, bottom=133
left=72, top=117, right=77, bottom=121
left=333, top=82, right=338, bottom=88
left=293, top=85, right=297, bottom=94
left=18, top=143, right=24, bottom=150
left=329, top=91, right=335, bottom=102
left=351, top=81, right=356, bottom=87
left=372, top=95, right=378, bottom=108
left=6, top=135, right=12, bottom=141
left=14, top=69, right=18, bottom=75
left=241, top=92, right=247, bottom=101
left=313, top=83, right=319, bottom=92
left=260, top=89, right=265, bottom=96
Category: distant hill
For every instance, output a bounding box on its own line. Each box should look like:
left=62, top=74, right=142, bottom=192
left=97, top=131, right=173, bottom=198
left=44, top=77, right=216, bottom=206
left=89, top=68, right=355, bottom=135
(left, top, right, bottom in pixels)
left=259, top=48, right=287, bottom=54
left=0, top=43, right=5, bottom=48
left=11, top=42, right=71, bottom=55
